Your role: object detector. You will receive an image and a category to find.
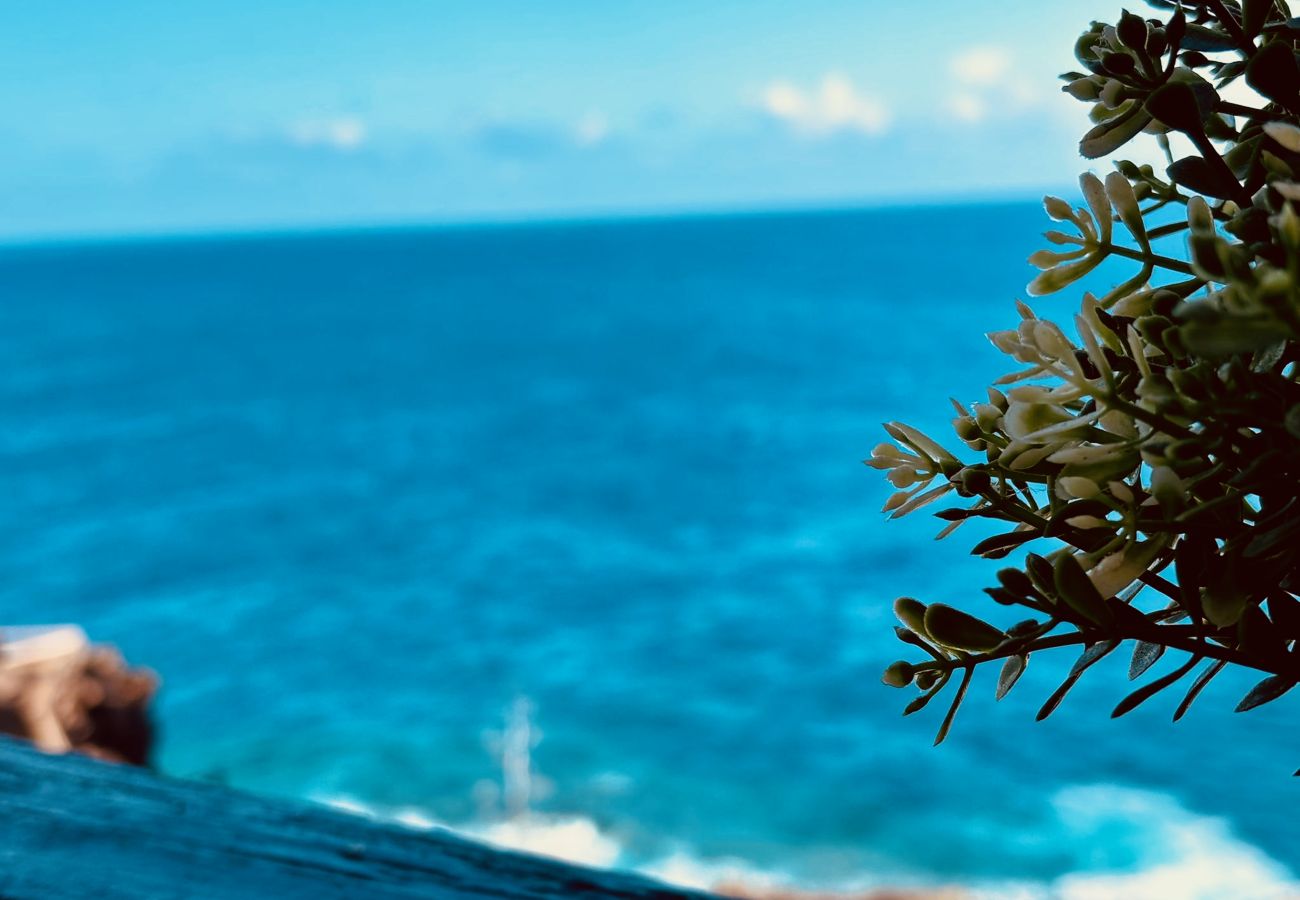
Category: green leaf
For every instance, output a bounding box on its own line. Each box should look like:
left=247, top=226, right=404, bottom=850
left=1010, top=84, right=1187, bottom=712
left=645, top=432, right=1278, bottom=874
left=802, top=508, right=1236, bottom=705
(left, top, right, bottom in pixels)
left=1236, top=675, right=1297, bottom=712
left=1117, top=10, right=1149, bottom=49
left=1053, top=498, right=1113, bottom=520
left=984, top=587, right=1019, bottom=606
left=996, top=567, right=1039, bottom=601
left=1246, top=39, right=1300, bottom=106
left=1045, top=498, right=1115, bottom=538
left=1080, top=172, right=1113, bottom=244
left=888, top=483, right=955, bottom=519
left=1181, top=317, right=1292, bottom=358
left=1112, top=655, right=1201, bottom=718
left=1173, top=659, right=1228, bottom=722
left=1264, top=16, right=1300, bottom=35
left=1025, top=553, right=1058, bottom=600
left=1203, top=575, right=1252, bottom=628
left=894, top=626, right=929, bottom=653
left=1080, top=109, right=1155, bottom=159
left=1238, top=604, right=1289, bottom=665
left=1166, top=156, right=1241, bottom=200
left=1088, top=539, right=1170, bottom=606
left=1165, top=6, right=1187, bottom=46
left=1053, top=553, right=1114, bottom=625
left=1037, top=640, right=1120, bottom=720
left=1174, top=534, right=1211, bottom=621
left=883, top=421, right=958, bottom=465
left=1105, top=171, right=1146, bottom=243
left=894, top=597, right=930, bottom=638
left=1129, top=641, right=1166, bottom=680
left=996, top=654, right=1028, bottom=701
left=904, top=692, right=937, bottom=715
left=1244, top=520, right=1300, bottom=560
left=1145, top=82, right=1208, bottom=133
left=1180, top=24, right=1238, bottom=51
left=1007, top=618, right=1042, bottom=638
left=1102, top=51, right=1137, bottom=77
left=923, top=604, right=1007, bottom=652
left=1108, top=598, right=1154, bottom=631
left=1285, top=405, right=1300, bottom=439
left=1252, top=338, right=1288, bottom=373
left=1243, top=0, right=1274, bottom=38
left=1269, top=593, right=1300, bottom=640
left=971, top=530, right=1039, bottom=559
left=934, top=665, right=974, bottom=746
left=1026, top=253, right=1105, bottom=297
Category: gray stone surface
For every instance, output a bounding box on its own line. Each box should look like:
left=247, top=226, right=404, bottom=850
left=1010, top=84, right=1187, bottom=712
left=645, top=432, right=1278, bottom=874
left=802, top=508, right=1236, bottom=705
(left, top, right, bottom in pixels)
left=0, top=737, right=712, bottom=899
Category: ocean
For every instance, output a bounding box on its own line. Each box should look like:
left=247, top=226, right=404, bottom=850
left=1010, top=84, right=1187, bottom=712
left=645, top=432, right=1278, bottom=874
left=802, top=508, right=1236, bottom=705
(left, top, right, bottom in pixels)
left=1, top=204, right=1296, bottom=898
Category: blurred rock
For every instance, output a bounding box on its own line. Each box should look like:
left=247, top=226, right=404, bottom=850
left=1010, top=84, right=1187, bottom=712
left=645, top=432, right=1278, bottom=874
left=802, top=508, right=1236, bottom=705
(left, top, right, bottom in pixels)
left=0, top=625, right=157, bottom=766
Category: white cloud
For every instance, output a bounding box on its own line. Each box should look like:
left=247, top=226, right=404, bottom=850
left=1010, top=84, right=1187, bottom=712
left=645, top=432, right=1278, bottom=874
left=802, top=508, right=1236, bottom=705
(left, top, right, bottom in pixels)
left=574, top=111, right=610, bottom=147
left=945, top=48, right=1037, bottom=124
left=287, top=117, right=367, bottom=150
left=761, top=74, right=890, bottom=136
left=948, top=93, right=986, bottom=123
left=950, top=47, right=1012, bottom=86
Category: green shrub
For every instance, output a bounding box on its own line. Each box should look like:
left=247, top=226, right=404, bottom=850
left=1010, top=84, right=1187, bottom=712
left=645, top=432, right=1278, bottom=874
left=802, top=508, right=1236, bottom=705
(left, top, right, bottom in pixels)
left=871, top=0, right=1300, bottom=757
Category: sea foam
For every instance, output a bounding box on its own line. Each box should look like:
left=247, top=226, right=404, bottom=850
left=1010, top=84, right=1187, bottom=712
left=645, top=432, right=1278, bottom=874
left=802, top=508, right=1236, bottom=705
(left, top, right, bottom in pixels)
left=315, top=781, right=1299, bottom=900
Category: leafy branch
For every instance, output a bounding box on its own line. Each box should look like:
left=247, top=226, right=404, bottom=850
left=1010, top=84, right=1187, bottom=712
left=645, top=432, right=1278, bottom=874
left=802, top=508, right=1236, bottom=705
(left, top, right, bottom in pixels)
left=870, top=0, right=1300, bottom=763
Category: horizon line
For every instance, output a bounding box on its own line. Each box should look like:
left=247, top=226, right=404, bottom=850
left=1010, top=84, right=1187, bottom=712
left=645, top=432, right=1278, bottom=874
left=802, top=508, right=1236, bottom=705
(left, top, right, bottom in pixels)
left=0, top=186, right=1066, bottom=251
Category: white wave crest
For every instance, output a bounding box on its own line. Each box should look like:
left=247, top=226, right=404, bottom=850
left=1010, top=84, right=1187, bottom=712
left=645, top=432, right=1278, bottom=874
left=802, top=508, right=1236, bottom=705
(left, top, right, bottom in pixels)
left=316, top=795, right=622, bottom=870
left=315, top=783, right=1299, bottom=900
left=1040, top=785, right=1298, bottom=900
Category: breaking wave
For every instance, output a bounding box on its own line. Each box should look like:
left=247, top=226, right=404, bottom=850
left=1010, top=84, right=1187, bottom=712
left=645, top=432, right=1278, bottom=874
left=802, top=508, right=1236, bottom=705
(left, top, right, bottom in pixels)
left=314, top=782, right=1298, bottom=900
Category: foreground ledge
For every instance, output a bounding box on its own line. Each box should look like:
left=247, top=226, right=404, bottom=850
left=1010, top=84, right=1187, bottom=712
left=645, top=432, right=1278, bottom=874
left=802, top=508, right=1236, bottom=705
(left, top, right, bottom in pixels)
left=0, top=737, right=711, bottom=899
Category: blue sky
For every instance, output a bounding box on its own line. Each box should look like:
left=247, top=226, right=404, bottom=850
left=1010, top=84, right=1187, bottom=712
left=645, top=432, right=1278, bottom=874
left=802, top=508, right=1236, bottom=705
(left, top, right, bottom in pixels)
left=1, top=2, right=1129, bottom=238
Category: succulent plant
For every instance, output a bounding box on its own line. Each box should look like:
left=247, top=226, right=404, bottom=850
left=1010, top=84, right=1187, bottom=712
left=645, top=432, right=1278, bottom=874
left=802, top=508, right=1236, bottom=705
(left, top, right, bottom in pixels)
left=872, top=0, right=1300, bottom=764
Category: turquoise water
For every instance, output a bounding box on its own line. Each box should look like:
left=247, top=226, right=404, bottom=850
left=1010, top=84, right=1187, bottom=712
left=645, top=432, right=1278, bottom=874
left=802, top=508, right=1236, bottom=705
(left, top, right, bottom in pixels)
left=1, top=205, right=1296, bottom=897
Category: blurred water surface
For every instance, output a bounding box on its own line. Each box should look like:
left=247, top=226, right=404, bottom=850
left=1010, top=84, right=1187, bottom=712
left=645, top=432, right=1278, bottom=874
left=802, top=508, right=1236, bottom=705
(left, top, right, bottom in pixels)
left=1, top=205, right=1295, bottom=894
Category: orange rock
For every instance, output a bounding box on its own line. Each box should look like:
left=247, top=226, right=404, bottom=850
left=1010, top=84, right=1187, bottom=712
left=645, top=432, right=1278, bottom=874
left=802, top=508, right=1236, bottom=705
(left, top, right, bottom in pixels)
left=0, top=626, right=157, bottom=766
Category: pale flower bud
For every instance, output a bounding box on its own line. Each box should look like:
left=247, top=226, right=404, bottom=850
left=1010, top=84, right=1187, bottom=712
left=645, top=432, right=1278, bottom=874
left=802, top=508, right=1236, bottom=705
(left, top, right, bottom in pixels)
left=887, top=467, right=922, bottom=489
left=1264, top=121, right=1300, bottom=153
left=1149, top=465, right=1185, bottom=512
left=1056, top=476, right=1101, bottom=500
left=1187, top=195, right=1213, bottom=232
left=973, top=402, right=1003, bottom=431
left=1064, top=77, right=1103, bottom=101
left=1274, top=202, right=1300, bottom=250
left=1099, top=79, right=1125, bottom=108
left=987, top=330, right=1023, bottom=355
left=1032, top=321, right=1075, bottom=361
left=1044, top=196, right=1074, bottom=221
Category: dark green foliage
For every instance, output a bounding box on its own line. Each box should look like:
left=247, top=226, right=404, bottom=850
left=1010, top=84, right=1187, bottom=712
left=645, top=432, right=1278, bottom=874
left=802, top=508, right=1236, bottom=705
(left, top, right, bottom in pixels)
left=869, top=1, right=1300, bottom=761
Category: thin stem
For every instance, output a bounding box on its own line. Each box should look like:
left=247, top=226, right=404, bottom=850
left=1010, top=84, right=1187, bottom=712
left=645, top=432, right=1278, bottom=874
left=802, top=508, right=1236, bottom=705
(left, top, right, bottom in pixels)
left=1141, top=572, right=1181, bottom=600
left=915, top=622, right=1298, bottom=679
left=977, top=486, right=1183, bottom=606
left=1206, top=0, right=1257, bottom=55
left=1189, top=130, right=1254, bottom=208
left=1103, top=242, right=1197, bottom=276
left=1147, top=221, right=1190, bottom=240
left=1218, top=100, right=1286, bottom=121
left=1158, top=276, right=1210, bottom=298
left=916, top=631, right=1092, bottom=671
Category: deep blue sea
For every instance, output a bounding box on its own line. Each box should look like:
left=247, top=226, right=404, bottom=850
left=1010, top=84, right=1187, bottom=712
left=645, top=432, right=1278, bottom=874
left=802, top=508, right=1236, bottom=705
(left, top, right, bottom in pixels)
left=1, top=205, right=1296, bottom=898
